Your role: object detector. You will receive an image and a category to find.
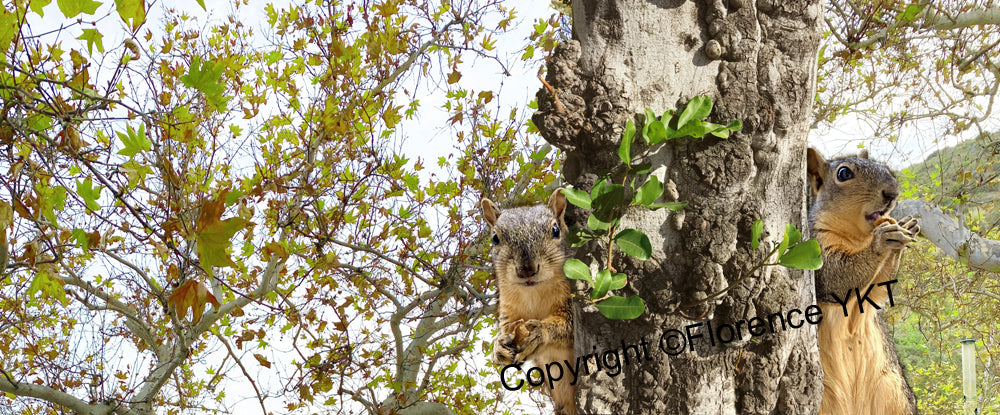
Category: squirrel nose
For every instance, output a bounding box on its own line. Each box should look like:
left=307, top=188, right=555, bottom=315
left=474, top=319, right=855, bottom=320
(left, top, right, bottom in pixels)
left=882, top=189, right=898, bottom=205
left=518, top=263, right=539, bottom=279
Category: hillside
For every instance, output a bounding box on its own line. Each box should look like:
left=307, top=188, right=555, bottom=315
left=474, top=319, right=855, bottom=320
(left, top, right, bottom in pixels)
left=899, top=134, right=1000, bottom=228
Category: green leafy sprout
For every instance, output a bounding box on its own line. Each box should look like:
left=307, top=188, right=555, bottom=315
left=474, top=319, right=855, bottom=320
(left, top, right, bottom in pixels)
left=561, top=96, right=822, bottom=320
left=562, top=96, right=741, bottom=320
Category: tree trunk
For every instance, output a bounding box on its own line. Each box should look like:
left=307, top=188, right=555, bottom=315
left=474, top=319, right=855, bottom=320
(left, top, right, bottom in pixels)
left=532, top=1, right=824, bottom=413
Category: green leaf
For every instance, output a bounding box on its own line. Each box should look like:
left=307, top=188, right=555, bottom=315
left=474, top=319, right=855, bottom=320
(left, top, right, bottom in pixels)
left=614, top=229, right=652, bottom=260
left=608, top=272, right=627, bottom=290
left=640, top=108, right=655, bottom=144
left=587, top=213, right=611, bottom=231
left=26, top=114, right=52, bottom=131
left=180, top=56, right=230, bottom=111
left=117, top=123, right=150, bottom=157
left=635, top=175, right=664, bottom=206
left=114, top=0, right=146, bottom=31
left=596, top=295, right=645, bottom=320
left=563, top=259, right=592, bottom=284
left=30, top=0, right=53, bottom=16
left=676, top=96, right=712, bottom=129
left=779, top=239, right=823, bottom=270
left=37, top=185, right=67, bottom=228
left=28, top=267, right=68, bottom=305
left=591, top=269, right=613, bottom=300
left=631, top=162, right=653, bottom=175
left=751, top=219, right=763, bottom=251
left=675, top=122, right=710, bottom=139
left=0, top=8, right=19, bottom=55
left=197, top=217, right=251, bottom=273
left=529, top=146, right=550, bottom=160
left=195, top=0, right=206, bottom=10
left=567, top=227, right=594, bottom=248
left=265, top=50, right=283, bottom=65
left=646, top=120, right=668, bottom=144
left=705, top=119, right=742, bottom=138
left=785, top=223, right=802, bottom=246
left=899, top=4, right=923, bottom=22
left=591, top=184, right=625, bottom=221
left=590, top=178, right=608, bottom=200
left=71, top=228, right=90, bottom=250
left=78, top=28, right=104, bottom=55
left=76, top=176, right=102, bottom=212
left=618, top=119, right=635, bottom=164
left=57, top=0, right=102, bottom=18
left=648, top=201, right=687, bottom=211
left=561, top=187, right=592, bottom=210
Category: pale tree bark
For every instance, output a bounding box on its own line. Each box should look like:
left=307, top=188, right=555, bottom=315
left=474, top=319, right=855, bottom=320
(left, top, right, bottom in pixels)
left=533, top=1, right=824, bottom=413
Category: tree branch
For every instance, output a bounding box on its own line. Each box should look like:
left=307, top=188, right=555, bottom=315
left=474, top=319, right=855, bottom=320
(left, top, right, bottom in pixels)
left=214, top=332, right=268, bottom=415
left=924, top=5, right=1000, bottom=30
left=0, top=372, right=131, bottom=415
left=894, top=200, right=1000, bottom=271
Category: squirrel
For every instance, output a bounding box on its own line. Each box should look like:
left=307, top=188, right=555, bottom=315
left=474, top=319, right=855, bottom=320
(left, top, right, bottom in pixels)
left=806, top=147, right=920, bottom=415
left=480, top=188, right=576, bottom=415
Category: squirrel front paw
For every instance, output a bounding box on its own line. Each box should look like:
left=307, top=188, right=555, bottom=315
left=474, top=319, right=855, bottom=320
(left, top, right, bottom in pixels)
left=491, top=332, right=518, bottom=366
left=512, top=319, right=543, bottom=362
left=874, top=215, right=918, bottom=251
left=896, top=215, right=920, bottom=237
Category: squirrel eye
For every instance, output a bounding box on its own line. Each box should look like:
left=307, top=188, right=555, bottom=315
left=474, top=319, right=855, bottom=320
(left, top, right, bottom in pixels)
left=551, top=223, right=560, bottom=238
left=836, top=166, right=854, bottom=182
left=491, top=233, right=500, bottom=246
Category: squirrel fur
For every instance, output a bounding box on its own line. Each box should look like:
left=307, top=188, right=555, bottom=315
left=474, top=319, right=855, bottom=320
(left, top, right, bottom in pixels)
left=481, top=189, right=576, bottom=415
left=807, top=147, right=919, bottom=415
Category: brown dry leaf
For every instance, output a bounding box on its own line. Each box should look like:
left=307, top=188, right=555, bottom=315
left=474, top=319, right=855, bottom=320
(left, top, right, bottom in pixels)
left=253, top=353, right=271, bottom=368
left=197, top=188, right=229, bottom=232
left=168, top=279, right=221, bottom=323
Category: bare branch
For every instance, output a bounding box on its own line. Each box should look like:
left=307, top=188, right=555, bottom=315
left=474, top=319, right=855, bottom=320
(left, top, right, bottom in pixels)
left=894, top=200, right=1000, bottom=271
left=924, top=5, right=1000, bottom=30
left=0, top=371, right=131, bottom=415
left=214, top=332, right=268, bottom=415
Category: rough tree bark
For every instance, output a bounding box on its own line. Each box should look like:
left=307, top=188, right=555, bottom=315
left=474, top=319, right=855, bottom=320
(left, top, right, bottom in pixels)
left=532, top=1, right=824, bottom=413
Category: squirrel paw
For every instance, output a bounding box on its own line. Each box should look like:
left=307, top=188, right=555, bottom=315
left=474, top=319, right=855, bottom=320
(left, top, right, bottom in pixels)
left=513, top=319, right=543, bottom=362
left=897, top=215, right=920, bottom=237
left=874, top=216, right=917, bottom=251
left=491, top=333, right=518, bottom=366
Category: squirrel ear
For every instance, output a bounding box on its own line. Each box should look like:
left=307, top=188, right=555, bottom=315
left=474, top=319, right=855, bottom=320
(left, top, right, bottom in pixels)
left=548, top=188, right=568, bottom=220
left=858, top=149, right=869, bottom=159
left=481, top=198, right=500, bottom=226
left=806, top=148, right=827, bottom=194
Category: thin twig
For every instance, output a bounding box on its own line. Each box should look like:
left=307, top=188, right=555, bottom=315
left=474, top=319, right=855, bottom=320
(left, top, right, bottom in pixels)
left=215, top=332, right=269, bottom=415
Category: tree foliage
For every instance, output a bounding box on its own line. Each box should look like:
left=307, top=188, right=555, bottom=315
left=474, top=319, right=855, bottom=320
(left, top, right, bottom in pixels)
left=0, top=0, right=563, bottom=413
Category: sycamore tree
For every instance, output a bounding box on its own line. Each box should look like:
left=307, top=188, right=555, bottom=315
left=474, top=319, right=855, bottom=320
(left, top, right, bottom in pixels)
left=0, top=0, right=563, bottom=414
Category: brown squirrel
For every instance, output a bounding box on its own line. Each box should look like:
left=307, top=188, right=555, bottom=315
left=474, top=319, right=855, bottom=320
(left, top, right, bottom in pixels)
left=806, top=148, right=920, bottom=415
left=481, top=188, right=576, bottom=415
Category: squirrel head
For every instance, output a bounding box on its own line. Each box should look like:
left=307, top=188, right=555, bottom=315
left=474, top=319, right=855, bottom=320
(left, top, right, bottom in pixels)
left=480, top=188, right=568, bottom=288
left=807, top=148, right=900, bottom=234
